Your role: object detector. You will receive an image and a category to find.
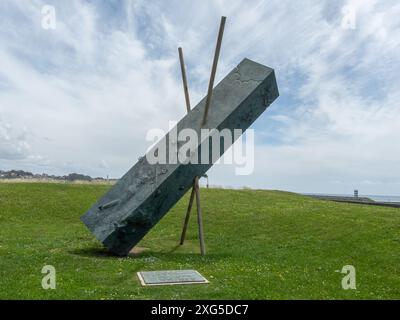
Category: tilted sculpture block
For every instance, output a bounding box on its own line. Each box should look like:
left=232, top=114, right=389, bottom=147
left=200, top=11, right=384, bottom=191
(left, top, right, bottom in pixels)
left=81, top=58, right=279, bottom=256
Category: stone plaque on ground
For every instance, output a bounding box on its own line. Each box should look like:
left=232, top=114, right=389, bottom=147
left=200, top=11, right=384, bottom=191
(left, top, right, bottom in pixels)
left=137, top=270, right=209, bottom=286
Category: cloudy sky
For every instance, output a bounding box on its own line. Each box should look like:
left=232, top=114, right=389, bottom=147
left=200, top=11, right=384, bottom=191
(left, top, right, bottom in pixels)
left=0, top=0, right=399, bottom=195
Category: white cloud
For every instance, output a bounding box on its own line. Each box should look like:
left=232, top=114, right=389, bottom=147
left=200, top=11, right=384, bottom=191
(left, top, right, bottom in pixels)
left=0, top=0, right=399, bottom=195
left=0, top=117, right=30, bottom=160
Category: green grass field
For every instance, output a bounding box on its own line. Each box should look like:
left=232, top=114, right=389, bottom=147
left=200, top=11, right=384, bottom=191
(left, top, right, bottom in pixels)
left=0, top=182, right=399, bottom=299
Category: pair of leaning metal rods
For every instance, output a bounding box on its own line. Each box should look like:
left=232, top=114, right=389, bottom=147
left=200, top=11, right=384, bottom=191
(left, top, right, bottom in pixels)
left=178, top=16, right=227, bottom=255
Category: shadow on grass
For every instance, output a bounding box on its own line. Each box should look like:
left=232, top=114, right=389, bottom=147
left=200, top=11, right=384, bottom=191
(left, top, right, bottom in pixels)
left=69, top=244, right=232, bottom=262
left=68, top=247, right=117, bottom=259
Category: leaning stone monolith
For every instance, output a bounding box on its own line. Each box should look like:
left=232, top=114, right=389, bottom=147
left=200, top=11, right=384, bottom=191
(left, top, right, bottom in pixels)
left=81, top=58, right=279, bottom=255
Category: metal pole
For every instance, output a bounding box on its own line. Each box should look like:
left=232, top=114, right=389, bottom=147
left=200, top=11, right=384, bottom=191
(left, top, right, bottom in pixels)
left=178, top=47, right=205, bottom=254
left=178, top=47, right=191, bottom=113
left=201, top=16, right=226, bottom=126
left=194, top=176, right=206, bottom=255
left=180, top=186, right=195, bottom=245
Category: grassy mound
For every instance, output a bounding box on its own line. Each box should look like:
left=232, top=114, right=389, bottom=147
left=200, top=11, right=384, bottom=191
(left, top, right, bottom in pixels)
left=0, top=183, right=399, bottom=299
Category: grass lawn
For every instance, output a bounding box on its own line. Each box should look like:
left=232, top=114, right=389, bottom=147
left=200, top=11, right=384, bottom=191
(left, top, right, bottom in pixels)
left=0, top=182, right=399, bottom=299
